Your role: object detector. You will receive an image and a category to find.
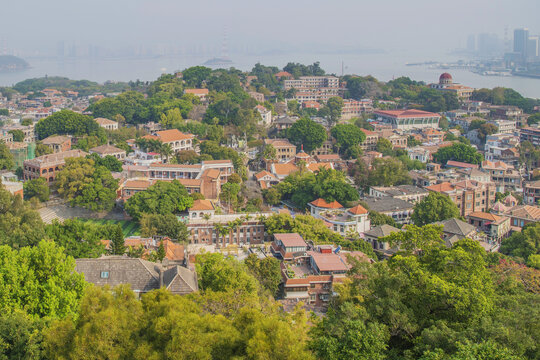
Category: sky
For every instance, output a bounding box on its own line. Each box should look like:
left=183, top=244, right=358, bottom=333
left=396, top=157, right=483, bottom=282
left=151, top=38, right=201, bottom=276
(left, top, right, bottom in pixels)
left=2, top=0, right=540, bottom=57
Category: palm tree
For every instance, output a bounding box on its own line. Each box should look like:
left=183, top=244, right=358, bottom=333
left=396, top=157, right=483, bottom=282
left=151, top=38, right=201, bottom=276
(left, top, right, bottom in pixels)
left=160, top=143, right=174, bottom=163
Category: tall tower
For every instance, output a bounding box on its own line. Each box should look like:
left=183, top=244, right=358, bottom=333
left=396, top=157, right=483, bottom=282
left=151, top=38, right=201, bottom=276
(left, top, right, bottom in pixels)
left=513, top=28, right=529, bottom=59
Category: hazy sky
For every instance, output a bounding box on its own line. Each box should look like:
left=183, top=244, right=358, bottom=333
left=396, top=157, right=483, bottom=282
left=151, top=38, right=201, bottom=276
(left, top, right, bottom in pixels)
left=2, top=0, right=540, bottom=55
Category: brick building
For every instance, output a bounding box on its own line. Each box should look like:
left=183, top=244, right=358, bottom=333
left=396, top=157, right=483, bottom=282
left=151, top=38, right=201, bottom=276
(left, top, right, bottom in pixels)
left=23, top=149, right=88, bottom=183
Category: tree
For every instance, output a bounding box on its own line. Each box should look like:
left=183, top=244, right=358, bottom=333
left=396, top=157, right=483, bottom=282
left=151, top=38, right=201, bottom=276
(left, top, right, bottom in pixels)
left=0, top=187, right=46, bottom=248
left=35, top=110, right=102, bottom=139
left=55, top=157, right=118, bottom=211
left=8, top=129, right=24, bottom=142
left=500, top=222, right=540, bottom=261
left=323, top=97, right=344, bottom=125
left=309, top=302, right=390, bottom=360
left=432, top=142, right=483, bottom=165
left=379, top=224, right=445, bottom=252
left=23, top=177, right=50, bottom=202
left=0, top=240, right=87, bottom=318
left=367, top=157, right=411, bottom=187
left=263, top=187, right=281, bottom=206
left=0, top=142, right=14, bottom=170
left=220, top=182, right=242, bottom=209
left=45, top=219, right=108, bottom=258
left=412, top=192, right=460, bottom=226
left=0, top=312, right=44, bottom=360
left=182, top=66, right=212, bottom=87
left=527, top=113, right=540, bottom=126
left=140, top=213, right=189, bottom=242
left=86, top=153, right=123, bottom=172
left=125, top=180, right=193, bottom=220
left=331, top=124, right=366, bottom=158
left=244, top=254, right=282, bottom=296
left=110, top=224, right=125, bottom=255
left=159, top=107, right=183, bottom=129
left=375, top=138, right=393, bottom=156
left=287, top=117, right=327, bottom=153
left=35, top=143, right=53, bottom=157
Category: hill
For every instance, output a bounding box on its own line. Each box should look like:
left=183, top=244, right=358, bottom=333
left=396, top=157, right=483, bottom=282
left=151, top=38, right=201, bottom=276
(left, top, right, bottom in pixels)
left=0, top=55, right=30, bottom=72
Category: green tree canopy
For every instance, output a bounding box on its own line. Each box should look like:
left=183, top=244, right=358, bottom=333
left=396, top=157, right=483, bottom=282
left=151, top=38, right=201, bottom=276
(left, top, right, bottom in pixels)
left=500, top=222, right=540, bottom=261
left=411, top=192, right=460, bottom=226
left=124, top=180, right=193, bottom=220
left=35, top=110, right=102, bottom=140
left=0, top=240, right=87, bottom=318
left=55, top=157, right=118, bottom=211
left=0, top=142, right=14, bottom=170
left=432, top=142, right=483, bottom=165
left=23, top=177, right=50, bottom=202
left=140, top=213, right=189, bottom=242
left=287, top=117, right=327, bottom=153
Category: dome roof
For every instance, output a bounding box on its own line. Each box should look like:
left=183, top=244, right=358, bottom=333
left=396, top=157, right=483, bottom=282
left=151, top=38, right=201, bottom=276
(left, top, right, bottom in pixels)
left=439, top=72, right=453, bottom=80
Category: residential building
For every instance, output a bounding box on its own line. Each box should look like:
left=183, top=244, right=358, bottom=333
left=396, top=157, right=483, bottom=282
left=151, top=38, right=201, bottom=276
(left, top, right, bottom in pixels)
left=309, top=198, right=370, bottom=236
left=520, top=126, right=540, bottom=147
left=341, top=99, right=373, bottom=119
left=425, top=180, right=496, bottom=217
left=284, top=76, right=339, bottom=90
left=75, top=256, right=198, bottom=296
left=184, top=88, right=209, bottom=101
left=249, top=91, right=265, bottom=102
left=488, top=119, right=516, bottom=134
left=363, top=197, right=415, bottom=225
left=311, top=140, right=334, bottom=156
left=89, top=144, right=127, bottom=160
left=359, top=128, right=379, bottom=151
left=274, top=116, right=296, bottom=131
left=271, top=233, right=308, bottom=261
left=408, top=146, right=431, bottom=163
left=373, top=109, right=441, bottom=130
left=481, top=160, right=522, bottom=191
left=435, top=218, right=478, bottom=247
left=23, top=149, right=88, bottom=182
left=1, top=172, right=23, bottom=197
left=466, top=212, right=510, bottom=243
left=0, top=130, right=12, bottom=143
left=255, top=105, right=272, bottom=126
left=364, top=224, right=400, bottom=253
left=264, top=138, right=296, bottom=161
left=142, top=129, right=194, bottom=152
left=523, top=180, right=540, bottom=205
left=118, top=178, right=156, bottom=201
left=187, top=199, right=216, bottom=220
left=254, top=170, right=279, bottom=189
left=42, top=135, right=71, bottom=153
left=186, top=212, right=270, bottom=246
left=368, top=185, right=429, bottom=204
left=2, top=124, right=35, bottom=143
left=504, top=205, right=540, bottom=229
left=94, top=117, right=119, bottom=130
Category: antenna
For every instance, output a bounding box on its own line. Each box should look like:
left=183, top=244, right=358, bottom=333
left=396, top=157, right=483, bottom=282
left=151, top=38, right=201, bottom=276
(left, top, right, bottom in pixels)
left=221, top=25, right=229, bottom=60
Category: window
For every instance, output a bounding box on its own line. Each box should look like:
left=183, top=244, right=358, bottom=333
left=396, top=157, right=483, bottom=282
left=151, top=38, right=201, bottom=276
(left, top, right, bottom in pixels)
left=100, top=271, right=109, bottom=279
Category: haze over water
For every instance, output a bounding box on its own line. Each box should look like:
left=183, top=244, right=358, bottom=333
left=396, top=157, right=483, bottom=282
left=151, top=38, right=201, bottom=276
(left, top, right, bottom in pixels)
left=1, top=50, right=540, bottom=99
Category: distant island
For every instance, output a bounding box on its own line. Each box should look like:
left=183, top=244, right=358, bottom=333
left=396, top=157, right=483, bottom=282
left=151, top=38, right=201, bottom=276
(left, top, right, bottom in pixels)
left=203, top=57, right=234, bottom=66
left=0, top=55, right=30, bottom=72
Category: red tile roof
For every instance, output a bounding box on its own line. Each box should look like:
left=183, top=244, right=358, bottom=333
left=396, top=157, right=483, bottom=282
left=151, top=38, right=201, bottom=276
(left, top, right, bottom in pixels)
left=348, top=204, right=368, bottom=215
left=274, top=233, right=307, bottom=248
left=374, top=109, right=441, bottom=118
left=310, top=198, right=343, bottom=209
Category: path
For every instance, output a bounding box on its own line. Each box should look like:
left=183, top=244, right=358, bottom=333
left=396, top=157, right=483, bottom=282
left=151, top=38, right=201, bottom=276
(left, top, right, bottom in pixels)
left=38, top=203, right=129, bottom=224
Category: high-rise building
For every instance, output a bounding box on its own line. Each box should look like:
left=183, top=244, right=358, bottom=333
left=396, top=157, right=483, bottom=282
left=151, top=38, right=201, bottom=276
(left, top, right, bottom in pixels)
left=466, top=35, right=476, bottom=52
left=527, top=36, right=539, bottom=59
left=513, top=28, right=529, bottom=58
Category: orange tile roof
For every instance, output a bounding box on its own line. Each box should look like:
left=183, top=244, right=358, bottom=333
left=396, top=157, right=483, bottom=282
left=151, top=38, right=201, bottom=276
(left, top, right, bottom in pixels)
left=189, top=199, right=214, bottom=211
left=184, top=88, right=209, bottom=95
left=310, top=198, right=343, bottom=209
left=255, top=170, right=273, bottom=180
left=273, top=163, right=298, bottom=176
left=374, top=109, right=441, bottom=118
left=307, top=163, right=331, bottom=172
left=468, top=212, right=500, bottom=222
left=144, top=129, right=193, bottom=143
left=426, top=182, right=454, bottom=193
left=123, top=179, right=155, bottom=189
left=348, top=204, right=368, bottom=215
left=161, top=239, right=185, bottom=261
left=360, top=128, right=377, bottom=136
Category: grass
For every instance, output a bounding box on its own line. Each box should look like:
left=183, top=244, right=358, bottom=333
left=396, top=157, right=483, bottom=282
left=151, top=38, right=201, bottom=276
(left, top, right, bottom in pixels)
left=78, top=219, right=141, bottom=237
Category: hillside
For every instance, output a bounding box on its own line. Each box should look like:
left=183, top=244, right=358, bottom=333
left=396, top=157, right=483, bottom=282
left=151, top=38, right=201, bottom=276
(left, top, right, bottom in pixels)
left=0, top=55, right=30, bottom=72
